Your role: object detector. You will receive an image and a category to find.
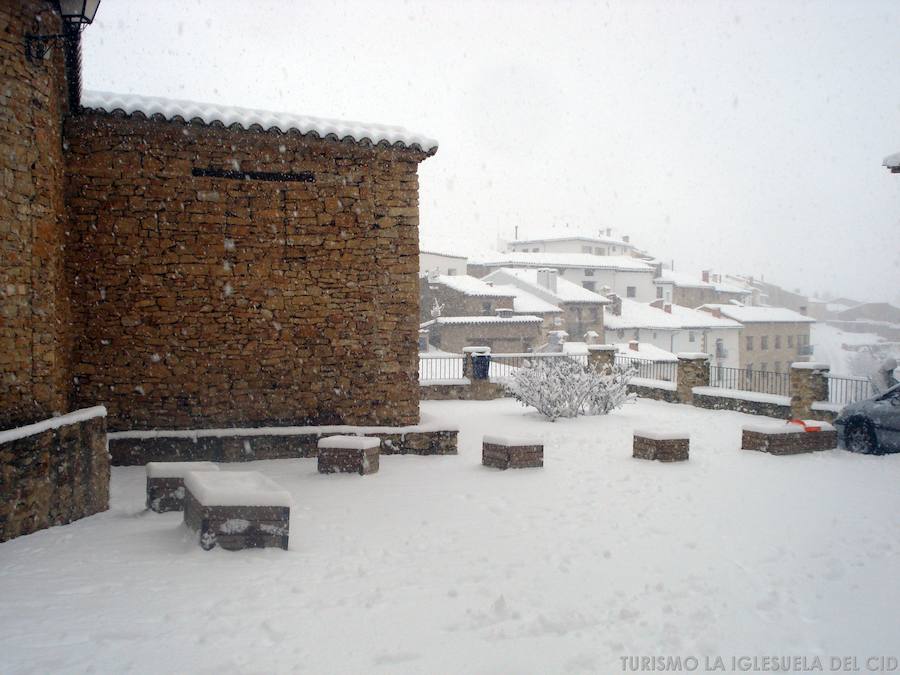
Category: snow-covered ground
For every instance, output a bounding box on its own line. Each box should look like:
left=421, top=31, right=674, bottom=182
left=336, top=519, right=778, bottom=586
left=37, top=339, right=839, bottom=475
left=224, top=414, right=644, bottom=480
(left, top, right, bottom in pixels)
left=812, top=323, right=896, bottom=377
left=1, top=398, right=898, bottom=674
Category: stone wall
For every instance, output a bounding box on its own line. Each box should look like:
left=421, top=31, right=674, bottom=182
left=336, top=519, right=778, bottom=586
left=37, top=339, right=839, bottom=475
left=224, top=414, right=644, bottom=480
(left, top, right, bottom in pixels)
left=65, top=113, right=430, bottom=430
left=0, top=407, right=109, bottom=542
left=426, top=319, right=543, bottom=353
left=0, top=1, right=73, bottom=429
left=691, top=391, right=792, bottom=419
left=628, top=383, right=679, bottom=403
left=419, top=381, right=507, bottom=401
left=109, top=428, right=457, bottom=465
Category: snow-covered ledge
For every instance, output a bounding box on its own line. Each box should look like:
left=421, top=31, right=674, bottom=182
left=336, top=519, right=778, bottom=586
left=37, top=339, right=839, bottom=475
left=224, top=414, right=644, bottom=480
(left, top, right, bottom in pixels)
left=0, top=406, right=107, bottom=444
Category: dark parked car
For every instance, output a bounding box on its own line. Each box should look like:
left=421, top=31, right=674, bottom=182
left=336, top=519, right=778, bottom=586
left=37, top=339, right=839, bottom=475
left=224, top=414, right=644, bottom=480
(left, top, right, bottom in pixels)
left=834, top=384, right=900, bottom=454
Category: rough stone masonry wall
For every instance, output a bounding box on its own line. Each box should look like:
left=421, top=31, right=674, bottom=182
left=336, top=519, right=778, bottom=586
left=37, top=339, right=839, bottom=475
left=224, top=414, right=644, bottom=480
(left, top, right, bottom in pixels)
left=0, top=412, right=109, bottom=542
left=65, top=113, right=428, bottom=430
left=0, top=1, right=74, bottom=429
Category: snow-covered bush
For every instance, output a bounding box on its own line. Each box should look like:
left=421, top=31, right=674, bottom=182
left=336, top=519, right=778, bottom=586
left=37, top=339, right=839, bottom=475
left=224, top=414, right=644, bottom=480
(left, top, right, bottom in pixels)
left=505, top=357, right=636, bottom=421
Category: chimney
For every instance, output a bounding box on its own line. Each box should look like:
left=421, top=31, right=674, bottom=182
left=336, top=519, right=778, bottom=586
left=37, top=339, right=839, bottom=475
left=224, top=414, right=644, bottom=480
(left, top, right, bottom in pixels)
left=547, top=330, right=568, bottom=352
left=584, top=330, right=599, bottom=345
left=664, top=303, right=672, bottom=314
left=536, top=268, right=558, bottom=293
left=712, top=307, right=722, bottom=318
left=622, top=235, right=630, bottom=243
left=495, top=307, right=513, bottom=319
left=650, top=298, right=664, bottom=309
left=702, top=270, right=710, bottom=283
left=606, top=228, right=612, bottom=237
left=607, top=293, right=622, bottom=316
left=628, top=339, right=639, bottom=352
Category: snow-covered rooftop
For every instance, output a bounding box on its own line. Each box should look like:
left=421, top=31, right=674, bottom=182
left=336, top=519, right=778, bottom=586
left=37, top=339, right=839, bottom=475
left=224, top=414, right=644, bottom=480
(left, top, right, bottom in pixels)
left=654, top=269, right=750, bottom=295
left=471, top=251, right=653, bottom=272
left=614, top=342, right=678, bottom=362
left=487, top=284, right=562, bottom=314
left=421, top=315, right=543, bottom=327
left=420, top=249, right=467, bottom=260
left=82, top=91, right=439, bottom=154
left=509, top=234, right=635, bottom=248
left=484, top=268, right=610, bottom=304
left=700, top=304, right=816, bottom=324
left=605, top=299, right=741, bottom=331
left=431, top=274, right=515, bottom=298
left=883, top=151, right=900, bottom=170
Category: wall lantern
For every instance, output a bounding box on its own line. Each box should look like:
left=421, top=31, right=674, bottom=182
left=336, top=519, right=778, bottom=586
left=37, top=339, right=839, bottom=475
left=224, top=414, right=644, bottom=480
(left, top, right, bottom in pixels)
left=25, top=0, right=101, bottom=61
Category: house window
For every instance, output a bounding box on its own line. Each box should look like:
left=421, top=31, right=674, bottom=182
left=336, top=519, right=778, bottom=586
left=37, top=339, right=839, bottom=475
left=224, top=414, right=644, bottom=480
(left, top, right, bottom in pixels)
left=532, top=248, right=540, bottom=252
left=582, top=281, right=596, bottom=291
left=584, top=269, right=594, bottom=277
left=626, top=286, right=636, bottom=298
left=746, top=363, right=753, bottom=375
left=553, top=316, right=563, bottom=326
left=446, top=269, right=456, bottom=276
left=652, top=332, right=658, bottom=340
left=774, top=335, right=781, bottom=349
left=597, top=248, right=606, bottom=255
left=761, top=362, right=768, bottom=372
left=482, top=302, right=492, bottom=315
left=634, top=329, right=640, bottom=339
left=761, top=336, right=769, bottom=350
left=617, top=329, right=625, bottom=339
left=581, top=246, right=592, bottom=253
left=746, top=336, right=754, bottom=351
left=688, top=331, right=696, bottom=343
left=656, top=286, right=663, bottom=299
left=788, top=335, right=794, bottom=348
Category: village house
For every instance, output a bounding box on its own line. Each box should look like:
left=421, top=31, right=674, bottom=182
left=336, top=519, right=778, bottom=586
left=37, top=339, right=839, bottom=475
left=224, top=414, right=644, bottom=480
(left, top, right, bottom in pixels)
left=604, top=297, right=742, bottom=368
left=883, top=151, right=900, bottom=173
left=506, top=231, right=638, bottom=257
left=469, top=252, right=657, bottom=301
left=1, top=0, right=443, bottom=540
left=653, top=269, right=752, bottom=307
left=419, top=249, right=467, bottom=277
left=482, top=267, right=609, bottom=339
left=420, top=315, right=544, bottom=353
left=698, top=304, right=816, bottom=373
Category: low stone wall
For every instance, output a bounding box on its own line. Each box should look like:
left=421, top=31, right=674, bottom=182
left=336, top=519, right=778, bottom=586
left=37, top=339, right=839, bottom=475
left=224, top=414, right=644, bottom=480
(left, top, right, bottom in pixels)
left=692, top=393, right=792, bottom=419
left=0, top=407, right=109, bottom=543
left=109, top=426, right=458, bottom=465
left=419, top=381, right=507, bottom=401
left=628, top=383, right=679, bottom=403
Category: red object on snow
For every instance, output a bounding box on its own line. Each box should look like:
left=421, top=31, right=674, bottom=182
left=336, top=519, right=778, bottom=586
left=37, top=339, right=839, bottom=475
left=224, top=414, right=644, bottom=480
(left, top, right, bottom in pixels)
left=787, top=419, right=821, bottom=432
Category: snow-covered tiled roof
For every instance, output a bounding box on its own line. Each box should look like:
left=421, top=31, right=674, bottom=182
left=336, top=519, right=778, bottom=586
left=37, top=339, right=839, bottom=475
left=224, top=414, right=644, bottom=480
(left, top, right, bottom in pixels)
left=509, top=234, right=634, bottom=248
left=605, top=299, right=742, bottom=331
left=432, top=274, right=515, bottom=298
left=81, top=91, right=439, bottom=154
left=472, top=251, right=652, bottom=272
left=654, top=269, right=750, bottom=295
left=420, top=315, right=543, bottom=327
left=883, top=151, right=900, bottom=170
left=700, top=304, right=815, bottom=324
left=484, top=268, right=610, bottom=304
left=487, top=284, right=562, bottom=314
left=420, top=249, right=467, bottom=260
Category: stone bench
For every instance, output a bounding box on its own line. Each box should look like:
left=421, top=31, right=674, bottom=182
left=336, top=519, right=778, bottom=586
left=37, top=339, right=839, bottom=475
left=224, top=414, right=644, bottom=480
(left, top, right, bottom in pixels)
left=742, top=421, right=837, bottom=455
left=317, top=435, right=380, bottom=475
left=633, top=430, right=690, bottom=462
left=146, top=461, right=219, bottom=512
left=183, top=471, right=292, bottom=551
left=482, top=435, right=543, bottom=469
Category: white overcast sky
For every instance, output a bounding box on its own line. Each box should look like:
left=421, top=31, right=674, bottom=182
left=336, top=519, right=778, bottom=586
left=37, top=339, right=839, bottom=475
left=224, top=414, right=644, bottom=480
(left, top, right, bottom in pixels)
left=82, top=0, right=900, bottom=304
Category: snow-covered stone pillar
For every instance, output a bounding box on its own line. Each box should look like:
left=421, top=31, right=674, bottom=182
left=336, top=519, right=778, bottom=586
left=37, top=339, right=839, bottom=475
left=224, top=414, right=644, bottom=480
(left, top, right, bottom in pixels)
left=676, top=353, right=710, bottom=405
left=588, top=344, right=616, bottom=371
left=462, top=346, right=490, bottom=381
left=790, top=362, right=829, bottom=419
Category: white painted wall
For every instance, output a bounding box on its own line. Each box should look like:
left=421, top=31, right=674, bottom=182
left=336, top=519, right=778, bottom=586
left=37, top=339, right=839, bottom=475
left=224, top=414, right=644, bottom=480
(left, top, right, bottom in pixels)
left=556, top=268, right=656, bottom=303
left=420, top=252, right=467, bottom=277
left=509, top=238, right=635, bottom=257
left=605, top=325, right=741, bottom=368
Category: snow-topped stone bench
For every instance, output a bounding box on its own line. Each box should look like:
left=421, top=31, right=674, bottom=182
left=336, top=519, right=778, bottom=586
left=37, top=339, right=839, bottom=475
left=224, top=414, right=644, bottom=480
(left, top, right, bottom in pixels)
left=741, top=421, right=837, bottom=455
left=482, top=435, right=543, bottom=470
left=145, top=461, right=219, bottom=513
left=633, top=430, right=690, bottom=462
left=183, top=471, right=292, bottom=551
left=317, top=435, right=380, bottom=475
